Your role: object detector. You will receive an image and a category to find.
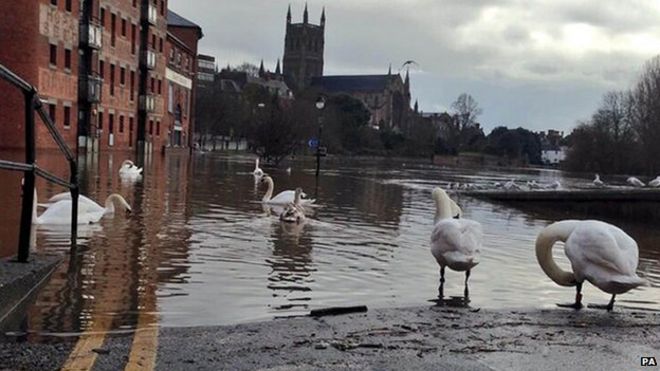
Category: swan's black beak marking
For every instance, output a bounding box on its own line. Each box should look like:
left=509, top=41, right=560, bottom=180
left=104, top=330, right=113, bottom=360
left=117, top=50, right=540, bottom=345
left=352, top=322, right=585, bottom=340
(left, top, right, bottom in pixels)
left=453, top=214, right=460, bottom=219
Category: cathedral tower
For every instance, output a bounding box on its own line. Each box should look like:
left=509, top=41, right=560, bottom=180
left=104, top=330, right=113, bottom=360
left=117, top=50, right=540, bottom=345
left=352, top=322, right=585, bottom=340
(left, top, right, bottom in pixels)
left=283, top=4, right=325, bottom=90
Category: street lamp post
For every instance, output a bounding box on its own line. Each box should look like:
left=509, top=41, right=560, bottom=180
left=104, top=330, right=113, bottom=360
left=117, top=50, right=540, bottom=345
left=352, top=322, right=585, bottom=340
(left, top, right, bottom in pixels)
left=315, top=97, right=325, bottom=178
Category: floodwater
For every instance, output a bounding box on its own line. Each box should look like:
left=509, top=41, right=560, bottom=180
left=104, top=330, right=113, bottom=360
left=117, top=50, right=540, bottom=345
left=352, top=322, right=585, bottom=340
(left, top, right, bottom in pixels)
left=1, top=151, right=659, bottom=340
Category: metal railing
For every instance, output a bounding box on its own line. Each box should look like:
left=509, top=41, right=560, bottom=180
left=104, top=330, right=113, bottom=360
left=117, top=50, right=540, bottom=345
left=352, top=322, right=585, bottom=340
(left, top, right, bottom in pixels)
left=0, top=63, right=78, bottom=262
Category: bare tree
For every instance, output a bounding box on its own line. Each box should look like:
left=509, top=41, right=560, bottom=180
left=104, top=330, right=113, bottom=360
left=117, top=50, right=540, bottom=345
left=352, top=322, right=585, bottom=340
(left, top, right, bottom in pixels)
left=449, top=93, right=483, bottom=152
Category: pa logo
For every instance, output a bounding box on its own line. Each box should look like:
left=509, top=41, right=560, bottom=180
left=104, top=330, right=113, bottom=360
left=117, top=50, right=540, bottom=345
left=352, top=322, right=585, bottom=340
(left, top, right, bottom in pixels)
left=642, top=357, right=657, bottom=367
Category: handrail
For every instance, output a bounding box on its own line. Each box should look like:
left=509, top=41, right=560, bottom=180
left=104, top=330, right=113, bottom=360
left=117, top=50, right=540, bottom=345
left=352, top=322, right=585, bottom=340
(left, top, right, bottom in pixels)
left=0, top=63, right=78, bottom=262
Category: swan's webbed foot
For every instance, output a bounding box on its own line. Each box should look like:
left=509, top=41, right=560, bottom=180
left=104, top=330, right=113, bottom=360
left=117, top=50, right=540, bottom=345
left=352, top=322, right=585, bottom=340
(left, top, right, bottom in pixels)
left=588, top=295, right=616, bottom=311
left=438, top=266, right=445, bottom=299
left=463, top=270, right=471, bottom=299
left=557, top=283, right=583, bottom=310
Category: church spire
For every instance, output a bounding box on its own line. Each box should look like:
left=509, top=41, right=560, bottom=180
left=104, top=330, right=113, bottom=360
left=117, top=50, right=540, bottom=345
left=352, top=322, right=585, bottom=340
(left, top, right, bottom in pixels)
left=259, top=59, right=265, bottom=77
left=414, top=99, right=419, bottom=113
left=287, top=4, right=291, bottom=24
left=275, top=59, right=281, bottom=75
left=320, top=7, right=325, bottom=27
left=388, top=63, right=392, bottom=75
left=303, top=2, right=308, bottom=24
left=404, top=68, right=410, bottom=90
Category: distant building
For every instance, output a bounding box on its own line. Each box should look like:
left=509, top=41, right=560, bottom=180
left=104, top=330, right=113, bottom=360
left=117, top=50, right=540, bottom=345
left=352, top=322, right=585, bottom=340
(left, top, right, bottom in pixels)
left=311, top=68, right=412, bottom=131
left=0, top=1, right=202, bottom=154
left=197, top=54, right=215, bottom=87
left=541, top=147, right=567, bottom=165
left=164, top=10, right=203, bottom=150
left=283, top=4, right=325, bottom=90
left=216, top=61, right=293, bottom=99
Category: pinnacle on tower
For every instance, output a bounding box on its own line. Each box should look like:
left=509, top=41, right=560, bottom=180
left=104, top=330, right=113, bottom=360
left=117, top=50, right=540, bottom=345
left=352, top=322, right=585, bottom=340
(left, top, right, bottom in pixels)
left=404, top=68, right=410, bottom=89
left=259, top=59, right=265, bottom=77
left=414, top=99, right=419, bottom=113
left=275, top=59, right=281, bottom=75
left=388, top=63, right=392, bottom=75
left=303, top=2, right=308, bottom=24
left=286, top=4, right=291, bottom=24
left=320, top=6, right=325, bottom=27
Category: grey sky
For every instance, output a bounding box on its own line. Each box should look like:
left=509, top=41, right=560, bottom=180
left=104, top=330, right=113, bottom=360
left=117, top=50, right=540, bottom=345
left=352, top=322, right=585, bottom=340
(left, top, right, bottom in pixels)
left=169, top=0, right=660, bottom=134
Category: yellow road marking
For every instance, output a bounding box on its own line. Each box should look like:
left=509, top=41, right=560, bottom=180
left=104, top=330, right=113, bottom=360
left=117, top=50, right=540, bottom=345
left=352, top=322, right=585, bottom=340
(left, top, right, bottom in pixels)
left=124, top=312, right=159, bottom=371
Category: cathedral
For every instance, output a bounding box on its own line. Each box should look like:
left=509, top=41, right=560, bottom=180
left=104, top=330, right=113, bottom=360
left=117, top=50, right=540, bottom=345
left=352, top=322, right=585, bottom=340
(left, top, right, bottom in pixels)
left=283, top=5, right=414, bottom=132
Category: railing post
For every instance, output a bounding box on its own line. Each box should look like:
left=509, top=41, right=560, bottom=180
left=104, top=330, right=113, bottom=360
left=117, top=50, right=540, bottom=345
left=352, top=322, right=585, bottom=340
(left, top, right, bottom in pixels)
left=17, top=90, right=36, bottom=263
left=69, top=161, right=78, bottom=252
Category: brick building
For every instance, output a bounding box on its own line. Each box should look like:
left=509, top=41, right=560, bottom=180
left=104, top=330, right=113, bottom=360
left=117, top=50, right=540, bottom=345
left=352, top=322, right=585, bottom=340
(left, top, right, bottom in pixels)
left=0, top=0, right=201, bottom=153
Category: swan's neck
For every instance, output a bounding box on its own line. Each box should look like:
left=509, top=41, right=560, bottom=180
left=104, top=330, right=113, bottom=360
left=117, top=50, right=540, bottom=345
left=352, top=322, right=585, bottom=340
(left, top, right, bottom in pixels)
left=536, top=220, right=579, bottom=287
left=294, top=190, right=301, bottom=205
left=433, top=193, right=454, bottom=223
left=255, top=158, right=260, bottom=170
left=32, top=188, right=38, bottom=225
left=105, top=194, right=130, bottom=213
left=262, top=178, right=274, bottom=202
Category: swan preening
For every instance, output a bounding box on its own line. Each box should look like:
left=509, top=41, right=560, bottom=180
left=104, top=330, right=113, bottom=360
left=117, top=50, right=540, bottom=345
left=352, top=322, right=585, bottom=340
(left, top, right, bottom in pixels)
left=649, top=176, right=660, bottom=188
left=536, top=220, right=646, bottom=311
left=119, top=160, right=143, bottom=179
left=430, top=187, right=482, bottom=298
left=279, top=188, right=306, bottom=224
left=260, top=175, right=315, bottom=205
left=34, top=191, right=132, bottom=225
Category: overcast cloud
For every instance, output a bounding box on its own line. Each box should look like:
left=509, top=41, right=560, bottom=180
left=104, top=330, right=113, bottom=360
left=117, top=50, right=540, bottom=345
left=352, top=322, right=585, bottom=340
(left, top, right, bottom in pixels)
left=169, top=0, right=660, bottom=133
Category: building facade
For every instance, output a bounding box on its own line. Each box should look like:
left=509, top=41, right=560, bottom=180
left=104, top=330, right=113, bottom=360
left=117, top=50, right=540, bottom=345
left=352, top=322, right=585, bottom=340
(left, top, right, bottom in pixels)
left=0, top=0, right=201, bottom=153
left=282, top=4, right=324, bottom=91
left=196, top=54, right=215, bottom=87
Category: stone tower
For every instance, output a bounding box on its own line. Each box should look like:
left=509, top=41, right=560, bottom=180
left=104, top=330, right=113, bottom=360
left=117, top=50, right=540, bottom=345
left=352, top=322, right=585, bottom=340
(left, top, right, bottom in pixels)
left=283, top=4, right=325, bottom=90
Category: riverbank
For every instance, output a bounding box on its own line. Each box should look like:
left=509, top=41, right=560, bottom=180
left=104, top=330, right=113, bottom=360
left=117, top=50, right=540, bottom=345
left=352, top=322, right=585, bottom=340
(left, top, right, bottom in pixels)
left=1, top=305, right=658, bottom=370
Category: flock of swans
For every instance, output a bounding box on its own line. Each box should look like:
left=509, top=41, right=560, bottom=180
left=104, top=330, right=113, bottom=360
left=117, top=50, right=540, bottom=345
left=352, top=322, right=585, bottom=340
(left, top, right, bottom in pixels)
left=29, top=156, right=650, bottom=312
left=593, top=174, right=660, bottom=188
left=431, top=184, right=647, bottom=311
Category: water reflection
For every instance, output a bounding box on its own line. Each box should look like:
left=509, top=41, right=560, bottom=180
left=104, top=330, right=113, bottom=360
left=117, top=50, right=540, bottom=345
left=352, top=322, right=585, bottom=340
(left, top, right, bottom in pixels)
left=0, top=152, right=657, bottom=340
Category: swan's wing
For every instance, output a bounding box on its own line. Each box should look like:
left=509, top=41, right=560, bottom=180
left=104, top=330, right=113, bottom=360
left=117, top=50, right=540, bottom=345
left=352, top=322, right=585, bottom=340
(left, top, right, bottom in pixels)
left=37, top=200, right=73, bottom=224
left=431, top=219, right=482, bottom=260
left=268, top=190, right=295, bottom=204
left=48, top=192, right=71, bottom=203
left=566, top=222, right=639, bottom=279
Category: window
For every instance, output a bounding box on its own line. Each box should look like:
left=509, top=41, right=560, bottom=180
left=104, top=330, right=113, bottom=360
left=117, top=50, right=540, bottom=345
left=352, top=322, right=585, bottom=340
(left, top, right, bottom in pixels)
left=109, top=114, right=114, bottom=134
left=130, top=71, right=135, bottom=101
left=160, top=0, right=165, bottom=15
left=121, top=19, right=127, bottom=37
left=50, top=0, right=57, bottom=5
left=151, top=34, right=156, bottom=49
left=157, top=79, right=162, bottom=95
left=119, top=115, right=124, bottom=133
left=133, top=0, right=137, bottom=7
left=156, top=121, right=160, bottom=136
left=149, top=120, right=154, bottom=135
left=168, top=83, right=173, bottom=112
left=99, top=60, right=104, bottom=78
left=131, top=24, right=137, bottom=54
left=100, top=8, right=105, bottom=27
left=159, top=38, right=163, bottom=52
left=120, top=67, right=126, bottom=85
left=110, top=64, right=115, bottom=96
left=63, top=106, right=71, bottom=127
left=150, top=77, right=155, bottom=93
left=98, top=112, right=103, bottom=130
left=49, top=44, right=57, bottom=66
left=129, top=117, right=134, bottom=147
left=111, top=13, right=116, bottom=47
left=64, top=49, right=71, bottom=70
left=65, top=0, right=71, bottom=12
left=48, top=104, right=56, bottom=123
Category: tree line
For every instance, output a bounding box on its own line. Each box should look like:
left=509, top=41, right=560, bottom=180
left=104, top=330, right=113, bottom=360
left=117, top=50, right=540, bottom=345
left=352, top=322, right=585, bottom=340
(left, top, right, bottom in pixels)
left=564, top=56, right=660, bottom=175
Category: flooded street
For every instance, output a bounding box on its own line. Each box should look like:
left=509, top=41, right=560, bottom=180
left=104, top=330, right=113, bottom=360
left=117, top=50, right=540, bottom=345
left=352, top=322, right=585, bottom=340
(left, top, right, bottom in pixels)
left=2, top=152, right=659, bottom=340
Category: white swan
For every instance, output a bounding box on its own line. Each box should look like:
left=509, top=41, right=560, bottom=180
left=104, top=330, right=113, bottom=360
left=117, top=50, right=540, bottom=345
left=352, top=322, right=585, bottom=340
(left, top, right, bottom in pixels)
left=260, top=175, right=315, bottom=205
left=279, top=188, right=306, bottom=224
left=286, top=167, right=292, bottom=175
left=503, top=179, right=521, bottom=190
left=35, top=193, right=132, bottom=225
left=253, top=158, right=264, bottom=178
left=544, top=180, right=562, bottom=190
left=119, top=160, right=143, bottom=178
left=627, top=176, right=645, bottom=187
left=527, top=180, right=542, bottom=190
left=536, top=220, right=646, bottom=311
left=648, top=176, right=660, bottom=188
left=593, top=174, right=604, bottom=188
left=430, top=187, right=482, bottom=298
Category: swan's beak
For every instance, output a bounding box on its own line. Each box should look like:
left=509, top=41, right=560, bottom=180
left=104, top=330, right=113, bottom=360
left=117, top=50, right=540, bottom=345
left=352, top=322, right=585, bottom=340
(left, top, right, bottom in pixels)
left=125, top=206, right=133, bottom=214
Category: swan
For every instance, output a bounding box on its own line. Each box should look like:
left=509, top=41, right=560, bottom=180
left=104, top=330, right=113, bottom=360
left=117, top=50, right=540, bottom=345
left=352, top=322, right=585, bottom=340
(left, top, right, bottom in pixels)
left=286, top=167, right=292, bottom=175
left=536, top=220, right=646, bottom=311
left=260, top=175, right=315, bottom=205
left=253, top=158, right=264, bottom=178
left=544, top=180, right=562, bottom=190
left=504, top=179, right=521, bottom=190
left=430, top=187, right=482, bottom=298
left=35, top=193, right=132, bottom=225
left=527, top=180, right=542, bottom=190
left=279, top=188, right=306, bottom=224
left=648, top=176, right=660, bottom=188
left=593, top=174, right=604, bottom=188
left=627, top=176, right=645, bottom=187
left=119, top=160, right=143, bottom=178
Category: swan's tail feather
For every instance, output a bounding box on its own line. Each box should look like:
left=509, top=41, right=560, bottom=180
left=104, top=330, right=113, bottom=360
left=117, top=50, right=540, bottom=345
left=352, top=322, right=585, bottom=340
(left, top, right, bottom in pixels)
left=37, top=202, right=52, bottom=208
left=607, top=275, right=648, bottom=293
